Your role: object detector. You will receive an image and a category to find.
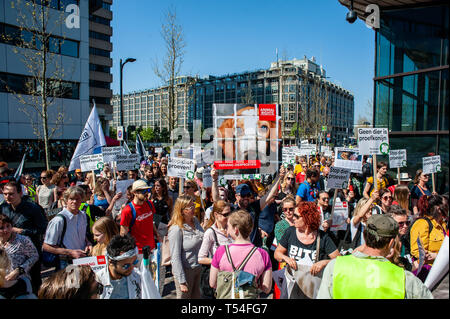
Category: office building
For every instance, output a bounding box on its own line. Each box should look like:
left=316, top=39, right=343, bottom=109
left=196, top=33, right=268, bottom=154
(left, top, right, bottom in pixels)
left=339, top=0, right=449, bottom=193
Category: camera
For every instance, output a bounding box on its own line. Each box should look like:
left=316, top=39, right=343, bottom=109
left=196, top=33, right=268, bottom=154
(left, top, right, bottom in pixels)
left=346, top=10, right=357, bottom=23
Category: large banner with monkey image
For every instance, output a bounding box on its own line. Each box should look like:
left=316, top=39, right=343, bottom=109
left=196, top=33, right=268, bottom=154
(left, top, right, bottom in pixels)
left=213, top=104, right=282, bottom=179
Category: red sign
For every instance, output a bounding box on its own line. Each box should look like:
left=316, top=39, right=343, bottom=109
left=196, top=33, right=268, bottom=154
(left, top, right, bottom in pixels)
left=97, top=256, right=106, bottom=265
left=258, top=104, right=276, bottom=121
left=214, top=160, right=261, bottom=170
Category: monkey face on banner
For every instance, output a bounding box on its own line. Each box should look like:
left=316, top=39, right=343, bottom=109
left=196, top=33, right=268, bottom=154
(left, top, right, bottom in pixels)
left=213, top=104, right=281, bottom=177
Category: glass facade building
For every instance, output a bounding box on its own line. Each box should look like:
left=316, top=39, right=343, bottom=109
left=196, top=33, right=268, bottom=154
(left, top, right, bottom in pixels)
left=374, top=4, right=449, bottom=193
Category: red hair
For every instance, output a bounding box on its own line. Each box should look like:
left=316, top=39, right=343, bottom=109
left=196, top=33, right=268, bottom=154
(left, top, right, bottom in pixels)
left=417, top=195, right=429, bottom=217
left=297, top=201, right=321, bottom=231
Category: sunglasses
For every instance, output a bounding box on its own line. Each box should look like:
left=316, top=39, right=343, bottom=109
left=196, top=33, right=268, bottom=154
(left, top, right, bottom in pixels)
left=293, top=213, right=301, bottom=219
left=283, top=207, right=295, bottom=212
left=136, top=189, right=150, bottom=194
left=218, top=212, right=231, bottom=218
left=398, top=221, right=410, bottom=227
left=121, top=259, right=139, bottom=270
left=184, top=185, right=192, bottom=189
left=287, top=177, right=295, bottom=181
left=382, top=196, right=393, bottom=200
left=41, top=176, right=48, bottom=179
left=320, top=197, right=330, bottom=201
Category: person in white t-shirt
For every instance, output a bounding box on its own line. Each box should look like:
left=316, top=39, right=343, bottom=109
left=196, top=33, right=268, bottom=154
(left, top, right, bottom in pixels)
left=350, top=190, right=380, bottom=247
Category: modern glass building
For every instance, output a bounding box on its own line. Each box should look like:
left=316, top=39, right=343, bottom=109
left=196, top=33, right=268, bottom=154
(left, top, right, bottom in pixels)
left=340, top=0, right=449, bottom=193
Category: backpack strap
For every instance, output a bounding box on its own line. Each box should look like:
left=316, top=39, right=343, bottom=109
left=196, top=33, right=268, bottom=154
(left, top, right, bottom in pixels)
left=224, top=245, right=258, bottom=272
left=315, top=233, right=321, bottom=263
left=54, top=214, right=67, bottom=248
left=128, top=202, right=137, bottom=232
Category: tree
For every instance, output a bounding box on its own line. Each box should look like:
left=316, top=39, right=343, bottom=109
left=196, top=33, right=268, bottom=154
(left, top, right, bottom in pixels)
left=141, top=127, right=155, bottom=142
left=153, top=7, right=186, bottom=143
left=1, top=0, right=75, bottom=169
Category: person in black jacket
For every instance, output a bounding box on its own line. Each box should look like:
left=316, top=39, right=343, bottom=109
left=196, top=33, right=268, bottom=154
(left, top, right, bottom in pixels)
left=0, top=181, right=48, bottom=293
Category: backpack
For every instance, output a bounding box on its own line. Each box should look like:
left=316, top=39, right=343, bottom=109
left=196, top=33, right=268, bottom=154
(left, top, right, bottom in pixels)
left=215, top=245, right=259, bottom=299
left=404, top=217, right=433, bottom=255
left=127, top=200, right=156, bottom=233
left=42, top=213, right=67, bottom=268
left=337, top=222, right=362, bottom=256
left=200, top=228, right=219, bottom=298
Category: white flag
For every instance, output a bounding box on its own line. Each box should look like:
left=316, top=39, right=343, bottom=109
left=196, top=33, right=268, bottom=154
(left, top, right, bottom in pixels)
left=123, top=141, right=131, bottom=154
left=14, top=154, right=26, bottom=180
left=69, top=103, right=106, bottom=171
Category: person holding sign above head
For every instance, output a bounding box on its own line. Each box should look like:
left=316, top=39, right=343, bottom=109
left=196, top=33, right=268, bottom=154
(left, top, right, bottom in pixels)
left=119, top=180, right=161, bottom=254
left=363, top=161, right=389, bottom=200
left=296, top=168, right=321, bottom=205
left=317, top=214, right=433, bottom=299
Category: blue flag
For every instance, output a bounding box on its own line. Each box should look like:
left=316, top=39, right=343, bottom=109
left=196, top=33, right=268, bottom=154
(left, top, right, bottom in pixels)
left=14, top=154, right=26, bottom=181
left=69, top=102, right=106, bottom=171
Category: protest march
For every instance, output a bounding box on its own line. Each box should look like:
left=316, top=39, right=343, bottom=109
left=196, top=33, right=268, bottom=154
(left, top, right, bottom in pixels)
left=0, top=102, right=447, bottom=302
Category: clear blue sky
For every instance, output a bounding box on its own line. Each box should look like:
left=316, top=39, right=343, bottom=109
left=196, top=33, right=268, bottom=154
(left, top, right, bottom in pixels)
left=111, top=0, right=375, bottom=122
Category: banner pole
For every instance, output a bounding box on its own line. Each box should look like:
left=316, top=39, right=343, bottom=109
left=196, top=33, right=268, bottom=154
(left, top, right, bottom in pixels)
left=330, top=188, right=339, bottom=225
left=373, top=154, right=378, bottom=191
left=113, top=161, right=117, bottom=180
left=432, top=172, right=436, bottom=193
left=92, top=170, right=96, bottom=190
left=397, top=167, right=401, bottom=186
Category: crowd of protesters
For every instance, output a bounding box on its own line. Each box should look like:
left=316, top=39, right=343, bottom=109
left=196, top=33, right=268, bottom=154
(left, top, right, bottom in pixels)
left=0, top=147, right=448, bottom=300
left=0, top=141, right=76, bottom=164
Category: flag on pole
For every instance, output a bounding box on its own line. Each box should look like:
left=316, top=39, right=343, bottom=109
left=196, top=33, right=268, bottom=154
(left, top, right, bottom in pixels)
left=136, top=133, right=147, bottom=162
left=69, top=102, right=106, bottom=171
left=123, top=141, right=131, bottom=154
left=14, top=154, right=26, bottom=180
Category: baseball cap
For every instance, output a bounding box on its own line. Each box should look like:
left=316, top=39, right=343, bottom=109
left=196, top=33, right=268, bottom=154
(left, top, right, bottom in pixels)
left=366, top=214, right=399, bottom=239
left=131, top=180, right=151, bottom=192
left=235, top=183, right=251, bottom=196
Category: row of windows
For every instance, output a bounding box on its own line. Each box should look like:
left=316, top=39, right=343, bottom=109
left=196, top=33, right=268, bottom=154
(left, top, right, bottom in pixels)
left=89, top=80, right=110, bottom=89
left=0, top=72, right=80, bottom=99
left=89, top=63, right=110, bottom=73
left=91, top=97, right=110, bottom=105
left=89, top=15, right=110, bottom=26
left=89, top=47, right=110, bottom=58
left=27, top=0, right=79, bottom=11
left=0, top=23, right=79, bottom=58
left=89, top=31, right=110, bottom=42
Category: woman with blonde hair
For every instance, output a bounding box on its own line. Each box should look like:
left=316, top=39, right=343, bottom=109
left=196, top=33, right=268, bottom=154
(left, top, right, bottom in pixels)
left=50, top=172, right=69, bottom=208
left=84, top=172, right=95, bottom=192
left=0, top=248, right=36, bottom=299
left=92, top=177, right=113, bottom=211
left=168, top=195, right=204, bottom=299
left=90, top=217, right=119, bottom=257
left=182, top=179, right=203, bottom=223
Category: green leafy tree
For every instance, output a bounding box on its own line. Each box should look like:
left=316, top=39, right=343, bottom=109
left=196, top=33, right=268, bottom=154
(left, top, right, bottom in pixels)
left=141, top=127, right=155, bottom=142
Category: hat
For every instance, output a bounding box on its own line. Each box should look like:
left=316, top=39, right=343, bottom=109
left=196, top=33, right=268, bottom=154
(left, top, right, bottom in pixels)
left=366, top=214, right=399, bottom=239
left=396, top=172, right=412, bottom=182
left=196, top=167, right=204, bottom=179
left=235, top=183, right=251, bottom=196
left=131, top=180, right=151, bottom=192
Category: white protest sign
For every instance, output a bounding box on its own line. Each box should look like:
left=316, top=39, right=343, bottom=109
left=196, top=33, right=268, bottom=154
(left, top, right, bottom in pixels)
left=79, top=154, right=104, bottom=172
left=423, top=155, right=441, bottom=174
left=168, top=157, right=196, bottom=180
left=327, top=167, right=351, bottom=190
left=115, top=154, right=140, bottom=171
left=334, top=147, right=363, bottom=173
left=195, top=149, right=214, bottom=167
left=299, top=144, right=316, bottom=156
left=202, top=166, right=213, bottom=188
left=102, top=146, right=124, bottom=164
left=171, top=148, right=193, bottom=159
left=321, top=145, right=333, bottom=157
left=113, top=179, right=135, bottom=210
left=155, top=147, right=163, bottom=154
left=389, top=149, right=407, bottom=169
left=331, top=201, right=348, bottom=232
left=72, top=255, right=107, bottom=273
left=282, top=147, right=295, bottom=166
left=358, top=128, right=389, bottom=155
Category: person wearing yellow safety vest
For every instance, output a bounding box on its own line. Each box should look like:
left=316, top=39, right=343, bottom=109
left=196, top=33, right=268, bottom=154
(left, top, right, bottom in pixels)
left=317, top=214, right=433, bottom=299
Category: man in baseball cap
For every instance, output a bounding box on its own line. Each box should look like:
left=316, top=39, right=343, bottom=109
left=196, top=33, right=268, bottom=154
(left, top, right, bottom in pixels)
left=318, top=214, right=433, bottom=299
left=119, top=179, right=160, bottom=254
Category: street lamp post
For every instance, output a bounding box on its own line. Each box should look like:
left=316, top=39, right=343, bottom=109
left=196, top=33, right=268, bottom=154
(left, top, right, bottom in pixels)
left=120, top=57, right=136, bottom=144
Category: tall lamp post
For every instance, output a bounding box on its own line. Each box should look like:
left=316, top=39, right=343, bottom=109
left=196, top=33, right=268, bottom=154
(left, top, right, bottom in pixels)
left=120, top=57, right=136, bottom=144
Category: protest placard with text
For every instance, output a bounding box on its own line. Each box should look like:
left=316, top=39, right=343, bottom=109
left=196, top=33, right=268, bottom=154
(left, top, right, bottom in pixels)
left=334, top=147, right=363, bottom=173
left=102, top=146, right=124, bottom=164
left=423, top=155, right=441, bottom=174
left=168, top=157, right=196, bottom=180
left=358, top=128, right=389, bottom=155
left=327, top=167, right=351, bottom=190
left=79, top=154, right=104, bottom=172
left=331, top=201, right=348, bottom=232
left=115, top=154, right=140, bottom=171
left=389, top=149, right=407, bottom=169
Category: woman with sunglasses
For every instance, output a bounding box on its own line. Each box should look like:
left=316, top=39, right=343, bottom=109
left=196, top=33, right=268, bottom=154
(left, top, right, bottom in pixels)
left=150, top=178, right=173, bottom=227
left=198, top=200, right=233, bottom=266
left=182, top=180, right=203, bottom=224
left=386, top=205, right=413, bottom=271
left=373, top=188, right=394, bottom=215
left=168, top=195, right=204, bottom=299
left=411, top=169, right=434, bottom=217
left=274, top=201, right=340, bottom=278
left=50, top=172, right=69, bottom=209
left=36, top=170, right=56, bottom=212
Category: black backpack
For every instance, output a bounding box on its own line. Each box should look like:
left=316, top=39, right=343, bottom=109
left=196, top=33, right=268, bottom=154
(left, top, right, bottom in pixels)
left=338, top=222, right=362, bottom=255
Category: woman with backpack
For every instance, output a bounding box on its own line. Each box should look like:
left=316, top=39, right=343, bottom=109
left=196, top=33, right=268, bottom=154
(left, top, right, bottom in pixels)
left=410, top=195, right=448, bottom=282
left=209, top=210, right=272, bottom=299
left=410, top=169, right=434, bottom=217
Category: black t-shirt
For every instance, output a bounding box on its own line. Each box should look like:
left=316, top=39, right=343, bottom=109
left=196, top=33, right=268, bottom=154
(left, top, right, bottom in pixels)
left=279, top=226, right=337, bottom=265
left=0, top=278, right=28, bottom=299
